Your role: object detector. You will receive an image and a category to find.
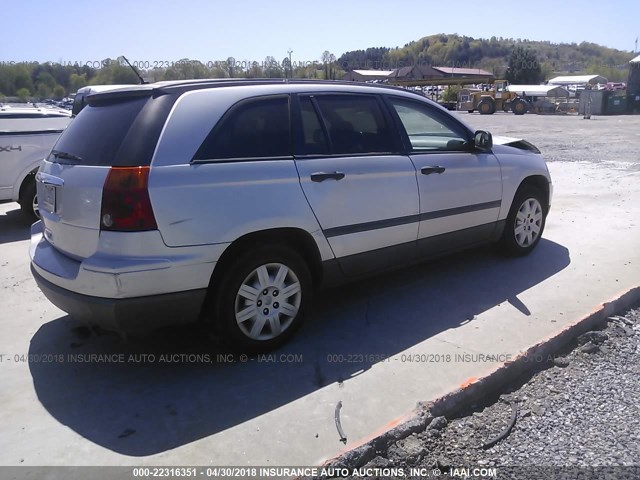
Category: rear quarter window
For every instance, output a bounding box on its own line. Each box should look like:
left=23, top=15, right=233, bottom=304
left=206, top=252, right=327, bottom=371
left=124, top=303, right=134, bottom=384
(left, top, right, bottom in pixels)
left=194, top=96, right=291, bottom=161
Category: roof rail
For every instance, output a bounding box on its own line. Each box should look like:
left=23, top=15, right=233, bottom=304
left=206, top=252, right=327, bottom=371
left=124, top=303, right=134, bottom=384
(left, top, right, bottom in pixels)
left=155, top=78, right=427, bottom=98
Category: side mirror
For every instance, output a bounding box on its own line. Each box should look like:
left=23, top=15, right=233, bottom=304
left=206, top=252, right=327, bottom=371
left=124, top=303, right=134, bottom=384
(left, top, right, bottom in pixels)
left=474, top=130, right=493, bottom=152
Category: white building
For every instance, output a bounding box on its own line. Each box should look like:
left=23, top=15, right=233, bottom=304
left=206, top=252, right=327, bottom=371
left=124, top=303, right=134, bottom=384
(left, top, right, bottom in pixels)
left=547, top=75, right=607, bottom=87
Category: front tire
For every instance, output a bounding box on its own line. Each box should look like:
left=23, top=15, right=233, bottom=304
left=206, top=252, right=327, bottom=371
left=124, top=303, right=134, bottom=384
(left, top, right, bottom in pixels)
left=511, top=98, right=528, bottom=115
left=500, top=186, right=546, bottom=256
left=478, top=99, right=495, bottom=115
left=212, top=245, right=312, bottom=352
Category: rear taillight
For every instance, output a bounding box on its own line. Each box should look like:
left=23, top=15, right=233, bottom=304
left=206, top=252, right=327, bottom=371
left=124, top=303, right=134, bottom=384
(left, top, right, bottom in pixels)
left=100, top=166, right=157, bottom=231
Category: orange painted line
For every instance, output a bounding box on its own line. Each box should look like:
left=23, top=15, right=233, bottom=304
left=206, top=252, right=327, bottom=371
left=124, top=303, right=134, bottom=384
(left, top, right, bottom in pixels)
left=460, top=377, right=478, bottom=389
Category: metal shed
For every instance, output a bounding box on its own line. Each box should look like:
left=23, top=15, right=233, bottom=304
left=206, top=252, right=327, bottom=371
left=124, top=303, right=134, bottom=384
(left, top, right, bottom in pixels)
left=548, top=75, right=608, bottom=86
left=342, top=70, right=395, bottom=82
left=507, top=85, right=569, bottom=97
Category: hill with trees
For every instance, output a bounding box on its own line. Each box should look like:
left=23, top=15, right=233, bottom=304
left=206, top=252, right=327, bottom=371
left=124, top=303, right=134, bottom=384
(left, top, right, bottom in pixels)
left=338, top=34, right=634, bottom=82
left=0, top=34, right=635, bottom=101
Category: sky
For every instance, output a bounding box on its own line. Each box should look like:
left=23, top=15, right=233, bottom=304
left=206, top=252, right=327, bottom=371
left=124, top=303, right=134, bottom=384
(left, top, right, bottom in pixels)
left=1, top=0, right=638, bottom=65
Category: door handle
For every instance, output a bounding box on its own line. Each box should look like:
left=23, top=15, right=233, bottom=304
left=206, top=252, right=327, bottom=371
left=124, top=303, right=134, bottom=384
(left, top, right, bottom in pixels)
left=310, top=172, right=345, bottom=182
left=421, top=166, right=446, bottom=175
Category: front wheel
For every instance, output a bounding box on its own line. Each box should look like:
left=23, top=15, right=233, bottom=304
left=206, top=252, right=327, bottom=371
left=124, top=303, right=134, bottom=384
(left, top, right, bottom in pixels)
left=500, top=187, right=546, bottom=256
left=511, top=98, right=528, bottom=115
left=478, top=99, right=495, bottom=115
left=212, top=246, right=312, bottom=352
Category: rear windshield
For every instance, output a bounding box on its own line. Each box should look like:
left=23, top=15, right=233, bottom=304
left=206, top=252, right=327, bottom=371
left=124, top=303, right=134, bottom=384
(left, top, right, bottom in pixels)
left=49, top=97, right=148, bottom=166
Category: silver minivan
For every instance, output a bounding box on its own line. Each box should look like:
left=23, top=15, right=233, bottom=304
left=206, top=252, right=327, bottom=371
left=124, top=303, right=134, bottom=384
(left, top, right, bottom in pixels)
left=30, top=79, right=552, bottom=351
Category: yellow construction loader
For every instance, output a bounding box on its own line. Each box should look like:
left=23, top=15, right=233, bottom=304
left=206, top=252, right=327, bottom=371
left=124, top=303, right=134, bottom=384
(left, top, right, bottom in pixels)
left=458, top=80, right=530, bottom=115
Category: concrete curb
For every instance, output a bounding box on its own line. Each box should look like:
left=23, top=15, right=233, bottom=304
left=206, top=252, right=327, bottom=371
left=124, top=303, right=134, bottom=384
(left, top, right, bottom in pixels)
left=324, top=286, right=640, bottom=469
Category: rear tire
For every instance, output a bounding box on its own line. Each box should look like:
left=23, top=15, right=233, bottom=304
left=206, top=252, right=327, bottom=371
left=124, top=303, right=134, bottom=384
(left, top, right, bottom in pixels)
left=211, top=245, right=312, bottom=352
left=19, top=176, right=39, bottom=220
left=500, top=186, right=546, bottom=256
left=478, top=99, right=495, bottom=115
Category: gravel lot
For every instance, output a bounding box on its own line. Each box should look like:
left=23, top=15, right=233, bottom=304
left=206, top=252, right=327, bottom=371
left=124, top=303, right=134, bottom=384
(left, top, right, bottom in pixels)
left=348, top=304, right=640, bottom=479
left=458, top=112, right=640, bottom=168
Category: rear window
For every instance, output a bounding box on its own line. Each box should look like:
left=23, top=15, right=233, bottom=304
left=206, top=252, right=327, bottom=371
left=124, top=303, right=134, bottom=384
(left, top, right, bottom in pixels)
left=313, top=95, right=395, bottom=155
left=49, top=97, right=148, bottom=166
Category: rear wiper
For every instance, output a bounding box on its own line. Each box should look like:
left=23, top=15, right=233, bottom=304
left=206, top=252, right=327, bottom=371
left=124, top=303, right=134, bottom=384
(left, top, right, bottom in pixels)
left=51, top=150, right=83, bottom=162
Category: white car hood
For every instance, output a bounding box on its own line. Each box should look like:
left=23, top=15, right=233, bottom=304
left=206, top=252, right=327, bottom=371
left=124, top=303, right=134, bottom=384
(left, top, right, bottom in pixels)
left=493, top=135, right=522, bottom=145
left=492, top=135, right=542, bottom=154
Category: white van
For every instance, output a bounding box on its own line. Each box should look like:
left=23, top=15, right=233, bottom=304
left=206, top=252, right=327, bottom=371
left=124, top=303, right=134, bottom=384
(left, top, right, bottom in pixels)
left=72, top=85, right=136, bottom=116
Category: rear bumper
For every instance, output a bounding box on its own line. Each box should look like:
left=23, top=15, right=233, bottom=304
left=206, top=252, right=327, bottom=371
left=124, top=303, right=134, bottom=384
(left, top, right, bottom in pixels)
left=31, top=264, right=207, bottom=333
left=29, top=220, right=218, bottom=333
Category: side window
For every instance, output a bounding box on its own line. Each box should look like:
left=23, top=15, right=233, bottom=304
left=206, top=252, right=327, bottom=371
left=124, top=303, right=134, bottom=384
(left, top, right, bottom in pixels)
left=314, top=95, right=395, bottom=155
left=297, top=97, right=329, bottom=155
left=194, top=96, right=290, bottom=160
left=390, top=98, right=470, bottom=152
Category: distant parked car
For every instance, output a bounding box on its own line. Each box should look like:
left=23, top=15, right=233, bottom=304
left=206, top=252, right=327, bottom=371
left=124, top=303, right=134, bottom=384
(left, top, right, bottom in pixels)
left=604, top=82, right=626, bottom=91
left=30, top=79, right=553, bottom=351
left=566, top=84, right=586, bottom=97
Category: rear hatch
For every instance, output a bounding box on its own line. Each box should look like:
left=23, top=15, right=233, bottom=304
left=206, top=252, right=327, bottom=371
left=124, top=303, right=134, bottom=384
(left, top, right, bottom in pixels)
left=37, top=89, right=176, bottom=260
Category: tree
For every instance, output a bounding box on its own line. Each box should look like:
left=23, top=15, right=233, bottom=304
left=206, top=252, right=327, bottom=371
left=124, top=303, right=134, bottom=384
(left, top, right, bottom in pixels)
left=36, top=83, right=52, bottom=99
left=321, top=51, right=336, bottom=80
left=16, top=88, right=31, bottom=101
left=281, top=57, right=291, bottom=78
left=53, top=85, right=65, bottom=99
left=505, top=46, right=542, bottom=84
left=226, top=57, right=237, bottom=78
left=69, top=73, right=88, bottom=92
left=89, top=58, right=140, bottom=85
left=442, top=85, right=460, bottom=102
left=263, top=56, right=283, bottom=78
left=162, top=59, right=210, bottom=81
left=245, top=61, right=263, bottom=78
left=14, top=69, right=34, bottom=93
left=37, top=71, right=57, bottom=90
